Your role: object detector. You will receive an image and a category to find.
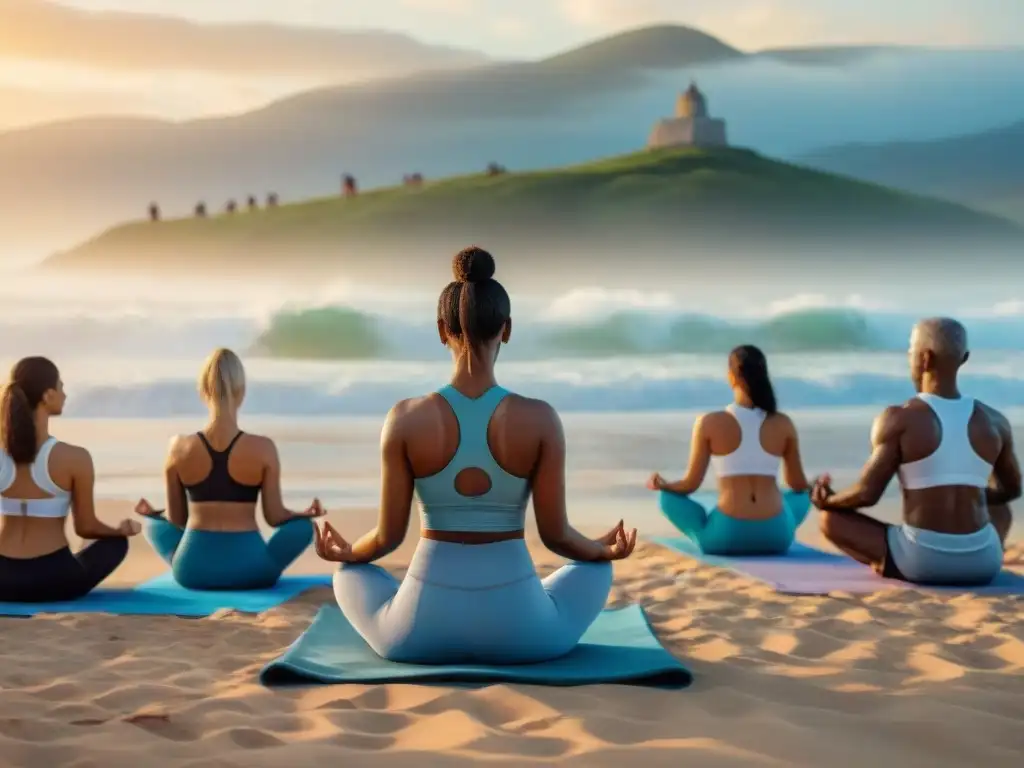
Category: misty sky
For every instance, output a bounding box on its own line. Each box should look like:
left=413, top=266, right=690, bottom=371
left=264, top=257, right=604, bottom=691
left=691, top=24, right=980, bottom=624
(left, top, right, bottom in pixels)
left=57, top=0, right=1024, bottom=56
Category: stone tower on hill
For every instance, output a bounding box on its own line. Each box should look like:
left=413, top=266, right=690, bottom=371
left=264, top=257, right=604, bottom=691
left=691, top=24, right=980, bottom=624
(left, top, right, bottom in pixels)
left=647, top=82, right=728, bottom=149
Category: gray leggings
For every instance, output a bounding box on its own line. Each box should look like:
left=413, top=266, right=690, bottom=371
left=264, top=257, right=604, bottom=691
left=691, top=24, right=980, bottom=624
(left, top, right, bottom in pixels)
left=333, top=539, right=613, bottom=664
left=886, top=523, right=1003, bottom=585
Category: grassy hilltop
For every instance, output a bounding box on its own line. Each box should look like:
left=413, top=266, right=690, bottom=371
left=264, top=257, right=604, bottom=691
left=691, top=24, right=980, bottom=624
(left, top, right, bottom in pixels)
left=44, top=146, right=1022, bottom=274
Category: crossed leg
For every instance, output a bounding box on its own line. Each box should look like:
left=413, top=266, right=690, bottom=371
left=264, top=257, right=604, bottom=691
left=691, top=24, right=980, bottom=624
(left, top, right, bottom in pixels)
left=333, top=560, right=612, bottom=663
left=818, top=509, right=894, bottom=576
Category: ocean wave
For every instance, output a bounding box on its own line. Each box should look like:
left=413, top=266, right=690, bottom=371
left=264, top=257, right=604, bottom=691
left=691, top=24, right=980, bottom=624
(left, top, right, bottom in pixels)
left=250, top=306, right=387, bottom=359
left=247, top=303, right=1024, bottom=360
left=4, top=286, right=1024, bottom=364
left=545, top=308, right=880, bottom=356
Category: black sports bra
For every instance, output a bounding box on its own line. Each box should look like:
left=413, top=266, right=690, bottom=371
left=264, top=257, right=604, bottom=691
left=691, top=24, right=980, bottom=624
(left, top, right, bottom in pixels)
left=183, top=432, right=261, bottom=504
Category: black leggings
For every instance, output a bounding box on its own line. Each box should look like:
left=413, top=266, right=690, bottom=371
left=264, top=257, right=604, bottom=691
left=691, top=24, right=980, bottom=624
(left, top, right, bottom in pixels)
left=0, top=538, right=129, bottom=603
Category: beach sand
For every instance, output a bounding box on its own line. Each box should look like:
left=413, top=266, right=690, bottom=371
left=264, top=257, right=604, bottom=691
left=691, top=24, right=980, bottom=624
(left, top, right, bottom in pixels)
left=2, top=501, right=1022, bottom=767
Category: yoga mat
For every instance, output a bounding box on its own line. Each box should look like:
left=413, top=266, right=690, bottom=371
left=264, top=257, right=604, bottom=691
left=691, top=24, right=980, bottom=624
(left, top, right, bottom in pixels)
left=261, top=603, right=692, bottom=688
left=654, top=537, right=1024, bottom=595
left=0, top=573, right=332, bottom=617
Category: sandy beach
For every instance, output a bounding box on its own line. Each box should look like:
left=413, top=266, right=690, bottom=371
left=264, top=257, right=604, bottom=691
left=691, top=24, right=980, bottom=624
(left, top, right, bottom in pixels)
left=0, top=493, right=1020, bottom=767
left=4, top=5, right=1024, bottom=760
left=0, top=414, right=1020, bottom=766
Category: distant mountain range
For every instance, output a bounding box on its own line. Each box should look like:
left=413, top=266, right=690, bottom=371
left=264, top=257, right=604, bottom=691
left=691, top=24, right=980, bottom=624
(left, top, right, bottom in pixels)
left=802, top=121, right=1024, bottom=222
left=0, top=0, right=487, bottom=75
left=2, top=22, right=1022, bottom=258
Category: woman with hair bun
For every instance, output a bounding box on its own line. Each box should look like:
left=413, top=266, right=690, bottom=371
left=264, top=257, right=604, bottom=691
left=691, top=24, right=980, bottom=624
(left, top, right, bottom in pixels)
left=647, top=345, right=812, bottom=555
left=134, top=348, right=323, bottom=590
left=314, top=247, right=637, bottom=664
left=0, top=356, right=135, bottom=602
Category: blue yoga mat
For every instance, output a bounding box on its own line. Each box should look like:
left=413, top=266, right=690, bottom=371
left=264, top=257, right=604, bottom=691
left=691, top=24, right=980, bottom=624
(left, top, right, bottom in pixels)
left=654, top=537, right=1024, bottom=595
left=0, top=573, right=332, bottom=617
left=260, top=603, right=692, bottom=688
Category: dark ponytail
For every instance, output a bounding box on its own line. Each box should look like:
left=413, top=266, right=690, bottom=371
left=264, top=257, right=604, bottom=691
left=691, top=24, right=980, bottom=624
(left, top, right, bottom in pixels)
left=2, top=357, right=60, bottom=464
left=437, top=247, right=511, bottom=371
left=729, top=345, right=777, bottom=415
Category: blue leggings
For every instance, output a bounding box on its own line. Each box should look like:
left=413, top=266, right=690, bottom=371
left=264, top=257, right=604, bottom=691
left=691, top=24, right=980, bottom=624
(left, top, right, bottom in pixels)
left=143, top=516, right=313, bottom=590
left=660, top=490, right=812, bottom=556
left=333, top=538, right=613, bottom=664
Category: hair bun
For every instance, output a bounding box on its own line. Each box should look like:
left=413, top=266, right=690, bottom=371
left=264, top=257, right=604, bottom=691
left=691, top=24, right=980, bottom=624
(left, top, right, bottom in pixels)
left=452, top=247, right=495, bottom=284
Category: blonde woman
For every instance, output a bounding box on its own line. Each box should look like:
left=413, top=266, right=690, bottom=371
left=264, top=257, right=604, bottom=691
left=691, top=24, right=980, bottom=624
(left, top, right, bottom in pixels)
left=135, top=349, right=324, bottom=590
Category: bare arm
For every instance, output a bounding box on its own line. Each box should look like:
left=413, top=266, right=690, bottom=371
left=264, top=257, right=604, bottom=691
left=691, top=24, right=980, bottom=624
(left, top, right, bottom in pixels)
left=987, top=413, right=1022, bottom=506
left=346, top=405, right=414, bottom=564
left=532, top=404, right=606, bottom=562
left=781, top=416, right=810, bottom=492
left=818, top=407, right=902, bottom=511
left=70, top=448, right=127, bottom=539
left=260, top=439, right=310, bottom=527
left=661, top=415, right=711, bottom=495
left=164, top=439, right=189, bottom=527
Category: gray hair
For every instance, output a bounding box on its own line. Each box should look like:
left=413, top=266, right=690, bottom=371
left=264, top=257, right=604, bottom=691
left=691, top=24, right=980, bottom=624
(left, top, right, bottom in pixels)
left=912, top=317, right=968, bottom=361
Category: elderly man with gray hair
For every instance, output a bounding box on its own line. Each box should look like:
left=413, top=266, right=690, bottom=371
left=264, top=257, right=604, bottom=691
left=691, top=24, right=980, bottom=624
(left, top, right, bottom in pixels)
left=811, top=317, right=1020, bottom=585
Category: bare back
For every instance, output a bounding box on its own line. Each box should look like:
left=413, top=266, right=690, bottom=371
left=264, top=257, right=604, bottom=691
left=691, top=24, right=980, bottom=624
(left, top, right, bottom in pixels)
left=697, top=409, right=808, bottom=518
left=376, top=385, right=581, bottom=548
left=0, top=442, right=89, bottom=558
left=391, top=390, right=557, bottom=543
left=890, top=398, right=1007, bottom=533
left=167, top=430, right=268, bottom=532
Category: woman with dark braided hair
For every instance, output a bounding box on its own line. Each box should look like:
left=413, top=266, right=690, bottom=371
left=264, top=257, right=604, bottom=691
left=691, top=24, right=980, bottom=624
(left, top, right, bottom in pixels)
left=647, top=345, right=812, bottom=555
left=314, top=246, right=636, bottom=664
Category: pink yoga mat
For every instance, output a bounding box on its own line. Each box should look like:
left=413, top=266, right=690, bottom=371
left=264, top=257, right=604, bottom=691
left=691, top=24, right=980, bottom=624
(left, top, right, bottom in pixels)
left=654, top=538, right=1024, bottom=595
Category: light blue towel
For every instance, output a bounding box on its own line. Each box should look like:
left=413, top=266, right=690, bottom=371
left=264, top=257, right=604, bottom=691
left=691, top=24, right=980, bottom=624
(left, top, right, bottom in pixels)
left=261, top=603, right=691, bottom=688
left=0, top=573, right=332, bottom=617
left=655, top=537, right=1024, bottom=595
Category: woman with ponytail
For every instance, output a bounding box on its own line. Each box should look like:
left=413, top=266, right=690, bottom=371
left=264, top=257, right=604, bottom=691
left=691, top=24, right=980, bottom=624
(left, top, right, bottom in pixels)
left=646, top=345, right=812, bottom=555
left=315, top=246, right=636, bottom=664
left=0, top=357, right=136, bottom=602
left=134, top=348, right=322, bottom=590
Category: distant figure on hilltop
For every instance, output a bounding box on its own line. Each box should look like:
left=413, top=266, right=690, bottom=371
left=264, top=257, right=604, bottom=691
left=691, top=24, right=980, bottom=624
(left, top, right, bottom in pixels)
left=148, top=203, right=160, bottom=222
left=266, top=193, right=279, bottom=208
left=225, top=200, right=237, bottom=214
left=403, top=173, right=424, bottom=187
left=486, top=162, right=507, bottom=176
left=194, top=202, right=207, bottom=218
left=342, top=174, right=359, bottom=197
left=247, top=195, right=259, bottom=211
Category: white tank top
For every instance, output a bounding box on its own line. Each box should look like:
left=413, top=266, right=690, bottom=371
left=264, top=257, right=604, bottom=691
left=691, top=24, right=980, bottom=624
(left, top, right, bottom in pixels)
left=0, top=438, right=72, bottom=518
left=710, top=404, right=780, bottom=478
left=898, top=394, right=992, bottom=490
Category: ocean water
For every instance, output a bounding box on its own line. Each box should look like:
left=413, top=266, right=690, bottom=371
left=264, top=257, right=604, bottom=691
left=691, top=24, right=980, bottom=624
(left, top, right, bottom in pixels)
left=1, top=270, right=1023, bottom=419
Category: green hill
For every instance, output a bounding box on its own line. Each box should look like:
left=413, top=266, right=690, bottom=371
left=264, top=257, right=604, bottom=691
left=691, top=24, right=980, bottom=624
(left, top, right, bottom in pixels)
left=539, top=25, right=741, bottom=73
left=43, top=147, right=1021, bottom=274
